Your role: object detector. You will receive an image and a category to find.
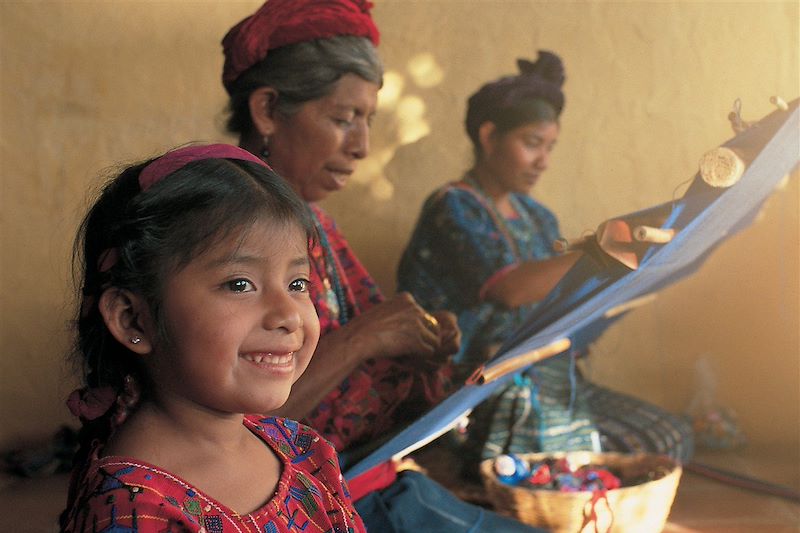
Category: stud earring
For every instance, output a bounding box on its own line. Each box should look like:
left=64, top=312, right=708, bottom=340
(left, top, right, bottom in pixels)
left=261, top=136, right=270, bottom=160
left=130, top=336, right=141, bottom=345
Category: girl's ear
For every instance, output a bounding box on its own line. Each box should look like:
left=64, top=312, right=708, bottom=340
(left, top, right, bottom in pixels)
left=248, top=87, right=280, bottom=138
left=478, top=121, right=498, bottom=158
left=98, top=288, right=155, bottom=355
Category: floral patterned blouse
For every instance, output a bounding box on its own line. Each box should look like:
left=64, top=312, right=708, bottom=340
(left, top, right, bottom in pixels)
left=397, top=179, right=561, bottom=370
left=303, top=205, right=450, bottom=452
left=397, top=179, right=693, bottom=461
left=61, top=415, right=365, bottom=532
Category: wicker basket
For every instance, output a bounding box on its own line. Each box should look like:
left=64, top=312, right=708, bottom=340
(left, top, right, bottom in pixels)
left=480, top=452, right=681, bottom=533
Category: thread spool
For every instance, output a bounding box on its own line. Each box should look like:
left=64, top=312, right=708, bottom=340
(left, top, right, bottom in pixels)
left=633, top=225, right=675, bottom=243
left=553, top=236, right=591, bottom=253
left=699, top=147, right=745, bottom=188
left=770, top=95, right=788, bottom=111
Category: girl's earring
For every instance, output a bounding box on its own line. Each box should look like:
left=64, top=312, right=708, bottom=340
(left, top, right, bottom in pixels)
left=261, top=136, right=270, bottom=160
left=130, top=336, right=141, bottom=345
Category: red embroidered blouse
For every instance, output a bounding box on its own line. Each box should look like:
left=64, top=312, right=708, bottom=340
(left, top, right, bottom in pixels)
left=303, top=206, right=450, bottom=451
left=61, top=416, right=365, bottom=532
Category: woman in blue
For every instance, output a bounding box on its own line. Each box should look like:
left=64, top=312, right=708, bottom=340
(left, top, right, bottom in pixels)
left=398, top=51, right=693, bottom=475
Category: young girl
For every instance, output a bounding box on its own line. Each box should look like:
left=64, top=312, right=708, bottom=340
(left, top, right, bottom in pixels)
left=60, top=144, right=365, bottom=532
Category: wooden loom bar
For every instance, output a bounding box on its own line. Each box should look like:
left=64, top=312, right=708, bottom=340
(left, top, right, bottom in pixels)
left=468, top=338, right=572, bottom=385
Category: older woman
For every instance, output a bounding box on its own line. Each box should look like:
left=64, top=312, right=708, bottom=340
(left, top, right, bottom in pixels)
left=220, top=2, right=543, bottom=531
left=398, top=51, right=693, bottom=476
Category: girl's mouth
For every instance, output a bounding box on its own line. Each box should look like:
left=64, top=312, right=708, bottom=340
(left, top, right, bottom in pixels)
left=241, top=352, right=295, bottom=366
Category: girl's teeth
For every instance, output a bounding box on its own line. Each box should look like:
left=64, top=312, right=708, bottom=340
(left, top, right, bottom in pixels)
left=244, top=353, right=293, bottom=365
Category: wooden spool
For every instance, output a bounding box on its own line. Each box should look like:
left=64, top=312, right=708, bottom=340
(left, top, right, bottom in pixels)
left=699, top=147, right=745, bottom=188
left=552, top=236, right=590, bottom=253
left=770, top=95, right=789, bottom=111
left=633, top=225, right=675, bottom=243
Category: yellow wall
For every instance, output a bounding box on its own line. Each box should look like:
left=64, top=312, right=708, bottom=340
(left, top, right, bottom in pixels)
left=1, top=1, right=797, bottom=455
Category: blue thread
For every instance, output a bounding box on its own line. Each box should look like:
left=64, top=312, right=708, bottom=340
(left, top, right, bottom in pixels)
left=528, top=372, right=545, bottom=450
left=568, top=350, right=577, bottom=417
left=466, top=507, right=485, bottom=533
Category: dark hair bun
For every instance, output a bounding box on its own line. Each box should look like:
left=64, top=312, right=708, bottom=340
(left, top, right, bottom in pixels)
left=517, top=50, right=565, bottom=87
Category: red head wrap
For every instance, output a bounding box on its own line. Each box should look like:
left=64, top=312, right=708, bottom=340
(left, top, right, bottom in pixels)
left=222, top=0, right=380, bottom=93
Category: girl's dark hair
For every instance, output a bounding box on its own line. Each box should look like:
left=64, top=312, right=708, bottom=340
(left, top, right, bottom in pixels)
left=225, top=35, right=383, bottom=137
left=73, top=156, right=314, bottom=396
left=471, top=98, right=559, bottom=160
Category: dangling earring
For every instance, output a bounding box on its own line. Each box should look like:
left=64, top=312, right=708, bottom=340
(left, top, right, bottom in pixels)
left=261, top=136, right=270, bottom=160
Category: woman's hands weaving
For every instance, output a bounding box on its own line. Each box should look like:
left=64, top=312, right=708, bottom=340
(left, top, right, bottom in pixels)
left=347, top=292, right=460, bottom=365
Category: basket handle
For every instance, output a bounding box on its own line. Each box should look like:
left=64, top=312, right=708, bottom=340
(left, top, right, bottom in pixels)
left=580, top=489, right=614, bottom=533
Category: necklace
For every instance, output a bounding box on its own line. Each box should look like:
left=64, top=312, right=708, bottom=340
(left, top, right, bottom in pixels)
left=310, top=209, right=350, bottom=325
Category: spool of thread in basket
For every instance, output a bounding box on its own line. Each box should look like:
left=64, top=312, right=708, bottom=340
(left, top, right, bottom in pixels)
left=493, top=454, right=622, bottom=492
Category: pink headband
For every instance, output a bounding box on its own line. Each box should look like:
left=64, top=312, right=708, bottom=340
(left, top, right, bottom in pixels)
left=96, top=144, right=268, bottom=274
left=138, top=143, right=268, bottom=191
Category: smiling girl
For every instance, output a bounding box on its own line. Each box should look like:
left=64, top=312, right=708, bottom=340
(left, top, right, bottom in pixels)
left=60, top=144, right=364, bottom=532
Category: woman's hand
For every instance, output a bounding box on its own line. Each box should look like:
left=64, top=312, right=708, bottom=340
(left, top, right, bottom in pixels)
left=430, top=310, right=461, bottom=362
left=274, top=294, right=459, bottom=420
left=347, top=292, right=448, bottom=363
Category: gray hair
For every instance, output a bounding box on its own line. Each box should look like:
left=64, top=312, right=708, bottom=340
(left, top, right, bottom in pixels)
left=225, top=35, right=383, bottom=136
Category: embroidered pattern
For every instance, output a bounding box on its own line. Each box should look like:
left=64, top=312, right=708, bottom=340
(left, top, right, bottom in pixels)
left=60, top=416, right=365, bottom=532
left=303, top=206, right=451, bottom=451
left=399, top=178, right=560, bottom=368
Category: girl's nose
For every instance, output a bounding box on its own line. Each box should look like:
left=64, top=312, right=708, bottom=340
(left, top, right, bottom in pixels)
left=262, top=291, right=302, bottom=332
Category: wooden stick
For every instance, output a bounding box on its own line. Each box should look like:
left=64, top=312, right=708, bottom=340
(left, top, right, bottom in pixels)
left=604, top=293, right=658, bottom=319
left=467, top=338, right=571, bottom=385
left=633, top=225, right=675, bottom=243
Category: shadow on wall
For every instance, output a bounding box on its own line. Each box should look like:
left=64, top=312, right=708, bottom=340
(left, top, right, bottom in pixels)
left=352, top=52, right=444, bottom=201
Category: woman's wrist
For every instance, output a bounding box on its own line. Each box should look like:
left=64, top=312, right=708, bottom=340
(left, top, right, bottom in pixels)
left=327, top=318, right=377, bottom=366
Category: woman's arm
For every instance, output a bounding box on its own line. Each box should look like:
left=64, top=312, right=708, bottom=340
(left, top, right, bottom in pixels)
left=482, top=251, right=583, bottom=309
left=273, top=292, right=447, bottom=419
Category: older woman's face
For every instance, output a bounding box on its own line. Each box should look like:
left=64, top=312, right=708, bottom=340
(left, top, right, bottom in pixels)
left=268, top=73, right=379, bottom=203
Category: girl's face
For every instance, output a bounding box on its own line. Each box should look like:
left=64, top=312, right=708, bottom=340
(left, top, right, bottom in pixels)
left=148, top=219, right=319, bottom=416
left=267, top=73, right=379, bottom=203
left=482, top=121, right=560, bottom=195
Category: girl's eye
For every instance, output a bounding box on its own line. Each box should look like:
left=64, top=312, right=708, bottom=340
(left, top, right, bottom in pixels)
left=289, top=278, right=310, bottom=293
left=225, top=279, right=255, bottom=293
